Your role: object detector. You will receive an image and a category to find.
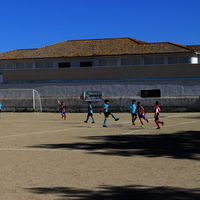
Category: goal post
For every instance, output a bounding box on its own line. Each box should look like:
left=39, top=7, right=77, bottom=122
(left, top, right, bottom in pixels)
left=0, top=89, right=42, bottom=112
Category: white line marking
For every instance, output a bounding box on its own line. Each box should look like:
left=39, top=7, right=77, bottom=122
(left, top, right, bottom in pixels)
left=0, top=148, right=84, bottom=152
left=0, top=113, right=199, bottom=140
left=0, top=127, right=83, bottom=139
left=121, top=120, right=198, bottom=135
left=0, top=119, right=198, bottom=152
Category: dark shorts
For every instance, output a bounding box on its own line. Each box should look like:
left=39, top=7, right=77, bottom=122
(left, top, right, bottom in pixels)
left=131, top=113, right=137, bottom=117
left=87, top=113, right=93, bottom=117
left=104, top=112, right=111, bottom=118
left=155, top=116, right=159, bottom=121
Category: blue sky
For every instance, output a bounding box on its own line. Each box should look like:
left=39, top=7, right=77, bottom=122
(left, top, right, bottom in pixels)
left=0, top=0, right=200, bottom=53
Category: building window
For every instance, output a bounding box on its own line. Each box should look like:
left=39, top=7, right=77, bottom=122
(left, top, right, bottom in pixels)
left=144, top=57, right=164, bottom=65
left=80, top=62, right=93, bottom=67
left=0, top=62, right=14, bottom=71
left=6, top=62, right=13, bottom=69
left=121, top=59, right=131, bottom=66
left=109, top=59, right=117, bottom=66
left=121, top=58, right=140, bottom=66
left=36, top=62, right=44, bottom=68
left=168, top=57, right=178, bottom=64
left=59, top=62, right=70, bottom=68
left=155, top=58, right=164, bottom=65
left=16, top=61, right=32, bottom=69
left=132, top=58, right=140, bottom=65
left=99, top=59, right=108, bottom=66
left=179, top=57, right=189, bottom=64
left=168, top=56, right=189, bottom=64
left=99, top=59, right=117, bottom=66
left=144, top=58, right=154, bottom=65
left=25, top=62, right=32, bottom=69
left=36, top=61, right=52, bottom=68
left=44, top=61, right=52, bottom=68
left=0, top=63, right=5, bottom=73
left=16, top=62, right=25, bottom=69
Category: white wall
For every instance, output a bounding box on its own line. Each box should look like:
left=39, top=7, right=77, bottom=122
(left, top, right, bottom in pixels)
left=0, top=79, right=199, bottom=111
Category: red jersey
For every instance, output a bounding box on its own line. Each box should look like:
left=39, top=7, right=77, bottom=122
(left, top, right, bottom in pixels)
left=137, top=105, right=145, bottom=115
left=154, top=105, right=161, bottom=117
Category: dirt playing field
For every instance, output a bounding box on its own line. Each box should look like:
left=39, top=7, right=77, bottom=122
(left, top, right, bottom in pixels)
left=0, top=112, right=199, bottom=200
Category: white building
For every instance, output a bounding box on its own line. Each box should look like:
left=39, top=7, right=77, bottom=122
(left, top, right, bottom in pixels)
left=0, top=37, right=200, bottom=82
left=0, top=37, right=199, bottom=111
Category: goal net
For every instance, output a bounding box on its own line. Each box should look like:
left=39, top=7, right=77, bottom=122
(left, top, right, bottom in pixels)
left=0, top=89, right=42, bottom=112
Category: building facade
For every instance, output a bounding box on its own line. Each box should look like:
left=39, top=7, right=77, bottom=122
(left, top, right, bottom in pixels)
left=0, top=38, right=200, bottom=111
left=0, top=38, right=200, bottom=77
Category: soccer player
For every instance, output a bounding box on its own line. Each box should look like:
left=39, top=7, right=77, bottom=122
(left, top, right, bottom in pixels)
left=0, top=102, right=2, bottom=119
left=57, top=100, right=67, bottom=120
left=137, top=102, right=149, bottom=127
left=100, top=99, right=119, bottom=127
left=84, top=101, right=95, bottom=123
left=130, top=99, right=137, bottom=125
left=154, top=101, right=164, bottom=129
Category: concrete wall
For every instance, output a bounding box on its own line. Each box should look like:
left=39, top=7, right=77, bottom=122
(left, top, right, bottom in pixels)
left=3, top=64, right=200, bottom=83
left=1, top=64, right=200, bottom=112
left=0, top=79, right=199, bottom=112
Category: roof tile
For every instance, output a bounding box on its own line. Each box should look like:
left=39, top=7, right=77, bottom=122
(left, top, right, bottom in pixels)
left=0, top=37, right=198, bottom=60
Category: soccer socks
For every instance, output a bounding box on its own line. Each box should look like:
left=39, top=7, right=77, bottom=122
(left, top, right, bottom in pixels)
left=111, top=114, right=116, bottom=120
left=156, top=121, right=160, bottom=128
left=85, top=117, right=95, bottom=123
left=92, top=117, right=95, bottom=123
left=103, top=115, right=119, bottom=127
left=111, top=114, right=119, bottom=121
left=132, top=118, right=136, bottom=123
left=156, top=120, right=164, bottom=128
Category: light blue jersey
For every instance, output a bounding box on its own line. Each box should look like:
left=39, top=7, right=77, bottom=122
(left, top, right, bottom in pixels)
left=130, top=104, right=137, bottom=113
left=102, top=103, right=109, bottom=112
left=0, top=103, right=2, bottom=109
left=88, top=104, right=93, bottom=114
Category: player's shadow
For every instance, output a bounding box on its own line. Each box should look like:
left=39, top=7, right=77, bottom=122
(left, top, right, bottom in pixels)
left=25, top=185, right=200, bottom=200
left=27, top=130, right=200, bottom=160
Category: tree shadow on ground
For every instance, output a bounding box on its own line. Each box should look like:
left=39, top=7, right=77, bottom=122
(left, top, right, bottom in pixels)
left=28, top=131, right=200, bottom=160
left=26, top=185, right=200, bottom=200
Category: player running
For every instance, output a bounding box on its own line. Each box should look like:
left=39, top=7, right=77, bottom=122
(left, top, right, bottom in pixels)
left=154, top=101, right=164, bottom=129
left=0, top=102, right=2, bottom=119
left=84, top=101, right=95, bottom=123
left=137, top=102, right=149, bottom=127
left=100, top=99, right=119, bottom=127
left=130, top=99, right=137, bottom=125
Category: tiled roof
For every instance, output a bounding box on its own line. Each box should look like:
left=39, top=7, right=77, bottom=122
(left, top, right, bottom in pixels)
left=187, top=45, right=200, bottom=51
left=0, top=37, right=198, bottom=60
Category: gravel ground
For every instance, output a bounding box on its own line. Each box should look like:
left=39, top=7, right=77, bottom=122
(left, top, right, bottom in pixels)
left=0, top=112, right=199, bottom=200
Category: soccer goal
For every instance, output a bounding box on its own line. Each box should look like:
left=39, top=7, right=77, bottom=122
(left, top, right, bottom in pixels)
left=0, top=89, right=42, bottom=112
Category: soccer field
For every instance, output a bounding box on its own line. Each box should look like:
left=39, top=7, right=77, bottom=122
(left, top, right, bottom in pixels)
left=0, top=112, right=199, bottom=200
